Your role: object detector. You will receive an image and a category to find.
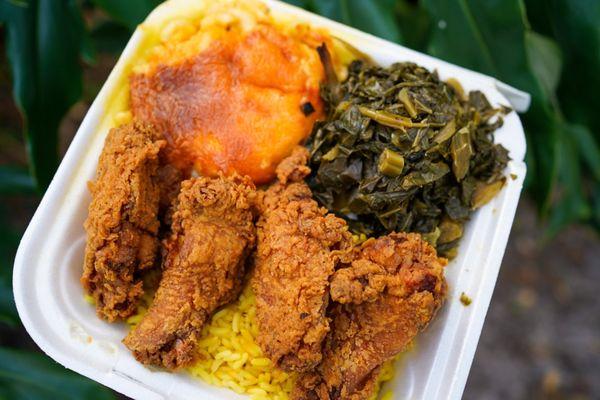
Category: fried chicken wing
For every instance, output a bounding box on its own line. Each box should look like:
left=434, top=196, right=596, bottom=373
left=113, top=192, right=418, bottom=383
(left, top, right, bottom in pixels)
left=123, top=174, right=257, bottom=369
left=253, top=147, right=352, bottom=372
left=82, top=122, right=165, bottom=322
left=293, top=233, right=447, bottom=400
left=156, top=162, right=185, bottom=227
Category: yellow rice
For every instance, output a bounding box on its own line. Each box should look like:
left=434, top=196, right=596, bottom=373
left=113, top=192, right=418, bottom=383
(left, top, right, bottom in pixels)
left=127, top=282, right=397, bottom=399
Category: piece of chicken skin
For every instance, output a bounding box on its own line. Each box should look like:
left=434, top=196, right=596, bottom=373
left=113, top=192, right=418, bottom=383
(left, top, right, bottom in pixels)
left=156, top=162, right=185, bottom=227
left=123, top=174, right=257, bottom=369
left=293, top=233, right=447, bottom=400
left=82, top=122, right=165, bottom=322
left=253, top=147, right=352, bottom=372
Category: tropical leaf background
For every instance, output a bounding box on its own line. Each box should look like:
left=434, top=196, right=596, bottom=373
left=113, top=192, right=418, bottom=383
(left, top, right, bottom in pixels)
left=0, top=0, right=598, bottom=398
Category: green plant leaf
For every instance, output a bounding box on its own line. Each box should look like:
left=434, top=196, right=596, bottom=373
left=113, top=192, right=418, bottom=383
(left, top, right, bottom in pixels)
left=422, top=0, right=546, bottom=96
left=283, top=0, right=309, bottom=7
left=0, top=284, right=18, bottom=327
left=1, top=0, right=85, bottom=191
left=0, top=255, right=18, bottom=327
left=395, top=0, right=432, bottom=51
left=568, top=124, right=600, bottom=181
left=0, top=166, right=36, bottom=195
left=542, top=0, right=600, bottom=137
left=0, top=205, right=22, bottom=327
left=592, top=184, right=600, bottom=229
left=80, top=19, right=97, bottom=65
left=91, top=0, right=162, bottom=30
left=421, top=0, right=496, bottom=76
left=546, top=123, right=591, bottom=236
left=89, top=20, right=131, bottom=54
left=523, top=0, right=553, bottom=36
left=0, top=347, right=115, bottom=400
left=524, top=0, right=600, bottom=230
left=0, top=276, right=17, bottom=327
left=524, top=31, right=562, bottom=101
left=290, top=0, right=402, bottom=43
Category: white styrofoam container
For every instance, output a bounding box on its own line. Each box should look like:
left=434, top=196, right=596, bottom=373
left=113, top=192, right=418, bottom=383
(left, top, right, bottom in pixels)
left=13, top=1, right=528, bottom=399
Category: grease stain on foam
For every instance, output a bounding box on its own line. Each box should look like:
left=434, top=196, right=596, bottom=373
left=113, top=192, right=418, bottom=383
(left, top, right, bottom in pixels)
left=69, top=321, right=119, bottom=355
left=69, top=321, right=93, bottom=344
left=97, top=340, right=118, bottom=355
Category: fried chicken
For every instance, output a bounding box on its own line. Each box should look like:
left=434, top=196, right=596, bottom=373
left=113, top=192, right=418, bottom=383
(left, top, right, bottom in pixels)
left=253, top=147, right=352, bottom=372
left=293, top=233, right=447, bottom=400
left=82, top=122, right=165, bottom=322
left=123, top=174, right=257, bottom=369
left=156, top=162, right=185, bottom=227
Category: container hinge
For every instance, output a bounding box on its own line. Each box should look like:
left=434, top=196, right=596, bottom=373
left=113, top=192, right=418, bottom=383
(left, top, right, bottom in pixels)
left=494, top=80, right=531, bottom=113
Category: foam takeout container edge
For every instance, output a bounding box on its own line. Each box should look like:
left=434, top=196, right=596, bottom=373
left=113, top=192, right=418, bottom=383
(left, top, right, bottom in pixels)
left=13, top=1, right=527, bottom=399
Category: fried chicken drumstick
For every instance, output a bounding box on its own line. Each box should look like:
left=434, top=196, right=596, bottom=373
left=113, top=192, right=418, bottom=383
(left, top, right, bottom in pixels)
left=253, top=147, right=352, bottom=372
left=293, top=233, right=447, bottom=400
left=82, top=122, right=165, bottom=321
left=123, top=174, right=257, bottom=369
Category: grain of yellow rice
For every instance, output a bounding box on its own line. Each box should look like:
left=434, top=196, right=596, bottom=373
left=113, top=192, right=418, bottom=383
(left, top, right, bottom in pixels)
left=127, top=282, right=398, bottom=399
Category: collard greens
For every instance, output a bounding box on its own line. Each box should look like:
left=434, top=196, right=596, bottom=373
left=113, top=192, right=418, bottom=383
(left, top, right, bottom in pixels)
left=308, top=60, right=509, bottom=257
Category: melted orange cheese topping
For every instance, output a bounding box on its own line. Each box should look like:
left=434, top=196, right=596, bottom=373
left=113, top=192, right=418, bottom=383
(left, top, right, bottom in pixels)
left=130, top=21, right=328, bottom=184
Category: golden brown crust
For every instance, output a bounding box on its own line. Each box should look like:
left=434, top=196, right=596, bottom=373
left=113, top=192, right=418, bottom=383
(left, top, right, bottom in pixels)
left=253, top=148, right=352, bottom=372
left=130, top=25, right=324, bottom=184
left=82, top=122, right=165, bottom=322
left=156, top=162, right=185, bottom=227
left=123, top=174, right=257, bottom=370
left=293, top=233, right=447, bottom=400
left=275, top=146, right=311, bottom=185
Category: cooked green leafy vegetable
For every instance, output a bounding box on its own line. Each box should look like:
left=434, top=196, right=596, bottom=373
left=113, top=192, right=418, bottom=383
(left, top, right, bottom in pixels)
left=307, top=59, right=509, bottom=257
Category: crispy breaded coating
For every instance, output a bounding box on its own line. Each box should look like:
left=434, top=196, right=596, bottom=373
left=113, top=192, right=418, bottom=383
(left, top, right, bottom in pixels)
left=82, top=122, right=165, bottom=322
left=156, top=162, right=185, bottom=227
left=123, top=175, right=257, bottom=369
left=253, top=147, right=352, bottom=372
left=293, top=233, right=447, bottom=400
left=274, top=145, right=311, bottom=185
